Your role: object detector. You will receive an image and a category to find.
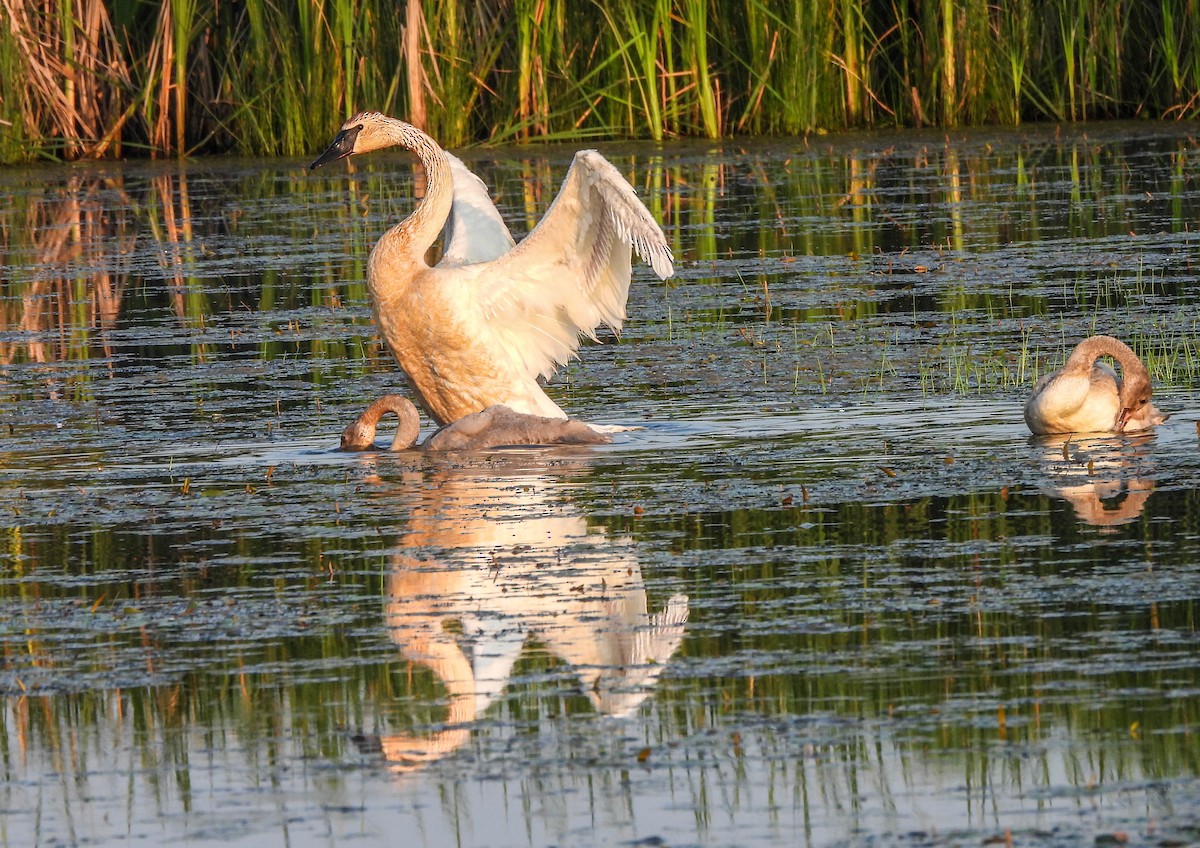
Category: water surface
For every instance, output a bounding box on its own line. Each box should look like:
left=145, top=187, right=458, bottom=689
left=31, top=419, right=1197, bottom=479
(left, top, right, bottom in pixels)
left=3, top=123, right=1200, bottom=847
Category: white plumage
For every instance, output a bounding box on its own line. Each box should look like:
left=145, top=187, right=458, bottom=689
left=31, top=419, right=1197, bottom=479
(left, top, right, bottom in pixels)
left=1024, top=335, right=1166, bottom=434
left=439, top=152, right=515, bottom=266
left=312, top=112, right=674, bottom=425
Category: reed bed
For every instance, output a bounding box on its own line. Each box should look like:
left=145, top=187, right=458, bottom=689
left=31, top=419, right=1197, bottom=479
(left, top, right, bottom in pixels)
left=2, top=0, right=1200, bottom=162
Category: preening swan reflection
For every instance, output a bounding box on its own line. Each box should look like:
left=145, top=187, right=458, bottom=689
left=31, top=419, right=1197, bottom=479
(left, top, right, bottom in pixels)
left=1024, top=335, right=1166, bottom=435
left=311, top=111, right=674, bottom=426
left=1036, top=432, right=1157, bottom=528
left=340, top=394, right=610, bottom=451
left=352, top=458, right=688, bottom=772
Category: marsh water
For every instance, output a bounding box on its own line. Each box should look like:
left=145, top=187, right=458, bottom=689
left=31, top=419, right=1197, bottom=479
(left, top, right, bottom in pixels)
left=3, top=124, right=1200, bottom=847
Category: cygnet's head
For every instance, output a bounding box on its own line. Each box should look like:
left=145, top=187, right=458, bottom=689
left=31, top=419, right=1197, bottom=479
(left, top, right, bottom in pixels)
left=1116, top=369, right=1166, bottom=431
left=340, top=419, right=376, bottom=451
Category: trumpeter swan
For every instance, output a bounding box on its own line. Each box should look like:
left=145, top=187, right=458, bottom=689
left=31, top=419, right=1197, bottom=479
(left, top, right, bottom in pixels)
left=1024, top=335, right=1166, bottom=434
left=311, top=111, right=673, bottom=425
left=340, top=394, right=611, bottom=451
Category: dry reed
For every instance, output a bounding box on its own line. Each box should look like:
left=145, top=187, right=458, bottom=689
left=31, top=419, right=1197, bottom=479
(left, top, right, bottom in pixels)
left=2, top=0, right=1200, bottom=163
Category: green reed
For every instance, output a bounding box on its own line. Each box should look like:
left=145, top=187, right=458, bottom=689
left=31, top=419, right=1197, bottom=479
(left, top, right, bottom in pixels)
left=4, top=0, right=1200, bottom=162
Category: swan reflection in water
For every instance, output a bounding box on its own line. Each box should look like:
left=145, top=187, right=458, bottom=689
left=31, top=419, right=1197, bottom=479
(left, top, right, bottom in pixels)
left=357, top=456, right=688, bottom=772
left=1034, top=431, right=1158, bottom=528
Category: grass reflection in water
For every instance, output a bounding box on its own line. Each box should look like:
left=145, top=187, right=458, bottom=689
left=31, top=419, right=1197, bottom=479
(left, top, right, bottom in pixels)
left=1, top=124, right=1199, bottom=846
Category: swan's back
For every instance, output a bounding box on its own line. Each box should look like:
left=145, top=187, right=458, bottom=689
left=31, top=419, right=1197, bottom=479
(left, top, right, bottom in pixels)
left=424, top=404, right=611, bottom=451
left=1025, top=362, right=1121, bottom=434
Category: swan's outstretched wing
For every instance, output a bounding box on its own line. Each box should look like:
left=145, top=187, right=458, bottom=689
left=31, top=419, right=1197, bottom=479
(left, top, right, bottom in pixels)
left=470, top=150, right=674, bottom=380
left=439, top=152, right=515, bottom=267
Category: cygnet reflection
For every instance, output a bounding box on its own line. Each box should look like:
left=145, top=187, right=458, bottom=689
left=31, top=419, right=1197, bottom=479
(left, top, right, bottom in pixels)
left=360, top=457, right=688, bottom=771
left=1034, top=431, right=1157, bottom=528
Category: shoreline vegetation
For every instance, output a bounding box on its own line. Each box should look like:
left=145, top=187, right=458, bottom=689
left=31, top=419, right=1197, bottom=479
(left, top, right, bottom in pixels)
left=2, top=0, right=1200, bottom=164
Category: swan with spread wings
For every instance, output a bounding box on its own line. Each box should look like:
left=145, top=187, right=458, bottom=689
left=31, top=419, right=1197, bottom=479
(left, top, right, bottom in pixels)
left=312, top=111, right=674, bottom=425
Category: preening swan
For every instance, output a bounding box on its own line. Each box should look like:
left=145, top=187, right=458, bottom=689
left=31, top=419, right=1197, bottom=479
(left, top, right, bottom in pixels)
left=1024, top=335, right=1166, bottom=435
left=340, top=394, right=611, bottom=451
left=311, top=111, right=674, bottom=425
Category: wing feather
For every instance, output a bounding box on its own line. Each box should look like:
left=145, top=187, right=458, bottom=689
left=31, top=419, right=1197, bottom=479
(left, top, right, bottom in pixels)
left=470, top=150, right=674, bottom=381
left=438, top=152, right=515, bottom=267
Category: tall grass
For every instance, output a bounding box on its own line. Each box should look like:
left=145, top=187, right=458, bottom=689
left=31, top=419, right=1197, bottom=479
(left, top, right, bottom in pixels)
left=3, top=0, right=1200, bottom=163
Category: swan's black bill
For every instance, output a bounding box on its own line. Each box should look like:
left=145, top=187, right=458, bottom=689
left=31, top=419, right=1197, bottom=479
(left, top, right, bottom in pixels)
left=310, top=125, right=361, bottom=169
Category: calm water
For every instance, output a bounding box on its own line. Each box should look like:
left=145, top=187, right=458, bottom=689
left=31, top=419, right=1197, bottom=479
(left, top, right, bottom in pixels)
left=2, top=123, right=1200, bottom=847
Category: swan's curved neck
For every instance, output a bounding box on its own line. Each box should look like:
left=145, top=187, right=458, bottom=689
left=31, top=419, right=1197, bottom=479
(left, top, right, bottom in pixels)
left=1068, top=335, right=1145, bottom=379
left=369, top=118, right=454, bottom=283
left=357, top=395, right=421, bottom=450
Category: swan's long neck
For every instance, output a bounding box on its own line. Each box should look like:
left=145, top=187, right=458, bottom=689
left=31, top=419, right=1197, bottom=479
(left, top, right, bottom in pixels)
left=1068, top=335, right=1146, bottom=384
left=367, top=118, right=453, bottom=295
left=357, top=395, right=421, bottom=450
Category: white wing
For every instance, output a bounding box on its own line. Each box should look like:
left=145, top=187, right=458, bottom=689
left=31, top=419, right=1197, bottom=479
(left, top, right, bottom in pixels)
left=467, top=150, right=674, bottom=381
left=439, top=152, right=516, bottom=267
